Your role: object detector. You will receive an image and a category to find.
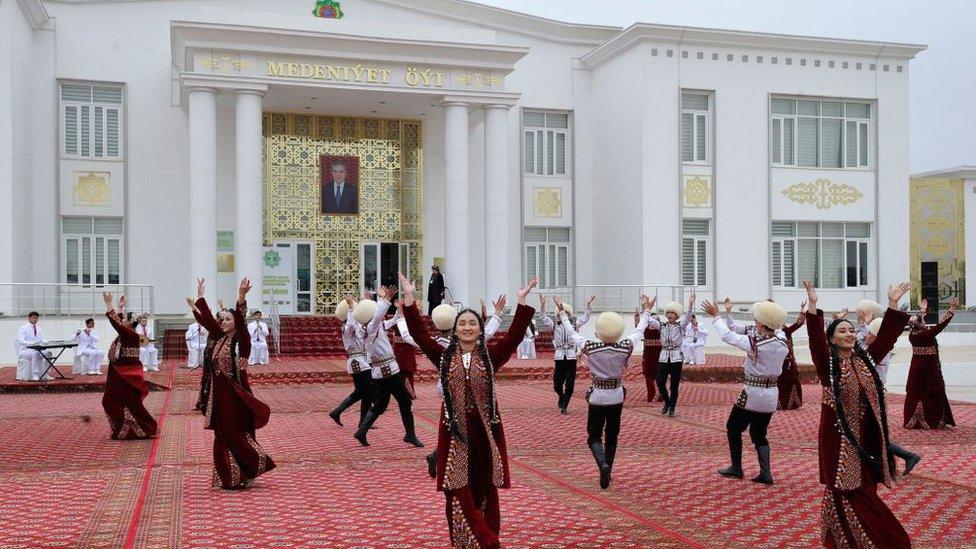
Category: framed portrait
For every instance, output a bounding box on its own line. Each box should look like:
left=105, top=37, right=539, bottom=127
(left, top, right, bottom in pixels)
left=320, top=155, right=360, bottom=216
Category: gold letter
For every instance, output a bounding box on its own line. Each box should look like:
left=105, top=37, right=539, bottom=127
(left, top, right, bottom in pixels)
left=378, top=69, right=391, bottom=84
left=314, top=64, right=326, bottom=79
left=327, top=65, right=342, bottom=81
left=267, top=62, right=286, bottom=76
left=405, top=67, right=419, bottom=86
left=300, top=64, right=314, bottom=78
left=287, top=63, right=299, bottom=77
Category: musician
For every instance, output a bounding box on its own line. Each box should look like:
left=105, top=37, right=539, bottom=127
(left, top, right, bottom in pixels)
left=16, top=311, right=52, bottom=381
left=185, top=321, right=208, bottom=369
left=74, top=318, right=105, bottom=375
left=136, top=315, right=159, bottom=372
left=248, top=311, right=271, bottom=366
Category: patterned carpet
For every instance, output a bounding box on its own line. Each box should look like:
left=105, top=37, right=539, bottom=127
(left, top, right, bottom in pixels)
left=0, top=359, right=974, bottom=548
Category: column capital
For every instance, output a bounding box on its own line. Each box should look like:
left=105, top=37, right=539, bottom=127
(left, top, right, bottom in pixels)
left=441, top=100, right=470, bottom=109
left=484, top=104, right=512, bottom=112
left=185, top=85, right=218, bottom=95
left=234, top=88, right=266, bottom=98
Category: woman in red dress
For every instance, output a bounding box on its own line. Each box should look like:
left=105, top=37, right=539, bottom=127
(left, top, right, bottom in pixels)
left=778, top=302, right=806, bottom=410
left=101, top=292, right=158, bottom=440
left=637, top=309, right=663, bottom=403
left=904, top=297, right=958, bottom=429
left=190, top=278, right=276, bottom=489
left=803, top=281, right=912, bottom=549
left=400, top=272, right=537, bottom=549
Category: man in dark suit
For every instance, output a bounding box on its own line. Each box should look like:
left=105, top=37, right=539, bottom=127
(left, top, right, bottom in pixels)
left=426, top=265, right=445, bottom=315
left=321, top=161, right=359, bottom=214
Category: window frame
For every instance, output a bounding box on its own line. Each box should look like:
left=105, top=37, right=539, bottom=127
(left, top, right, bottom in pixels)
left=770, top=97, right=872, bottom=170
left=523, top=227, right=572, bottom=290
left=681, top=92, right=711, bottom=165
left=59, top=82, right=124, bottom=160
left=521, top=110, right=572, bottom=178
left=771, top=221, right=873, bottom=289
left=62, top=217, right=124, bottom=286
left=681, top=219, right=711, bottom=288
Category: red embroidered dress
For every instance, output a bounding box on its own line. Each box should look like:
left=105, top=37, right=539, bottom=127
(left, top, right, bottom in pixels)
left=102, top=311, right=158, bottom=440
left=195, top=298, right=276, bottom=489
left=904, top=312, right=955, bottom=429
left=808, top=308, right=911, bottom=549
left=642, top=325, right=662, bottom=402
left=404, top=302, right=533, bottom=549
left=778, top=313, right=805, bottom=410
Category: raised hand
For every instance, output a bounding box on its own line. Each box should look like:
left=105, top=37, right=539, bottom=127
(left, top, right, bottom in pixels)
left=887, top=282, right=911, bottom=309
left=688, top=291, right=697, bottom=309
left=832, top=308, right=850, bottom=321
left=492, top=294, right=507, bottom=316
left=103, top=292, right=114, bottom=309
left=398, top=272, right=416, bottom=306
left=196, top=278, right=206, bottom=299
left=586, top=295, right=597, bottom=308
left=118, top=294, right=126, bottom=313
left=218, top=298, right=225, bottom=311
left=948, top=297, right=959, bottom=315
left=552, top=295, right=564, bottom=313
left=802, top=281, right=818, bottom=313
left=539, top=294, right=547, bottom=311
left=647, top=295, right=658, bottom=311
left=724, top=297, right=733, bottom=314
left=185, top=297, right=196, bottom=310
left=640, top=294, right=653, bottom=311
left=701, top=300, right=720, bottom=318
left=800, top=300, right=807, bottom=312
left=239, top=277, right=252, bottom=300
left=517, top=275, right=538, bottom=305
left=344, top=295, right=355, bottom=308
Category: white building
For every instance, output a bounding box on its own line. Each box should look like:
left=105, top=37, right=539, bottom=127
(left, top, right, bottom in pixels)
left=0, top=0, right=926, bottom=323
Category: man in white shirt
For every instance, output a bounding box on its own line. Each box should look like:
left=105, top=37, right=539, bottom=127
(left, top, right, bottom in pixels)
left=248, top=310, right=271, bottom=366
left=537, top=295, right=596, bottom=414
left=74, top=318, right=105, bottom=375
left=185, top=321, right=208, bottom=369
left=16, top=311, right=52, bottom=381
left=136, top=315, right=159, bottom=372
left=682, top=315, right=709, bottom=366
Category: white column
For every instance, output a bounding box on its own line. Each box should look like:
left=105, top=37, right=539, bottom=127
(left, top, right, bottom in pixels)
left=444, top=102, right=470, bottom=306
left=188, top=87, right=218, bottom=298
left=484, top=105, right=510, bottom=304
left=235, top=90, right=265, bottom=311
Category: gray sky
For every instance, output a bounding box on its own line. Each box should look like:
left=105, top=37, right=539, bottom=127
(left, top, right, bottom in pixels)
left=470, top=0, right=973, bottom=173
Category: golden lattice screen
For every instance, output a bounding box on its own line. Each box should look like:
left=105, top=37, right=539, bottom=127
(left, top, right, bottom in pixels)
left=909, top=178, right=966, bottom=307
left=263, top=113, right=424, bottom=314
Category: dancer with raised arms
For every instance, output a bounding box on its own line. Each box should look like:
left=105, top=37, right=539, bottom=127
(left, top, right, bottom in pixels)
left=100, top=292, right=158, bottom=440
left=400, top=271, right=537, bottom=549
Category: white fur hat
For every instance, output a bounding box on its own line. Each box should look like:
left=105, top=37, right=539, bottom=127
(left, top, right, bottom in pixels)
left=561, top=304, right=574, bottom=317
left=663, top=302, right=683, bottom=316
left=335, top=299, right=352, bottom=320
left=753, top=301, right=788, bottom=330
left=857, top=299, right=885, bottom=318
left=432, top=304, right=458, bottom=331
left=868, top=317, right=883, bottom=337
left=353, top=300, right=378, bottom=325
left=595, top=311, right=626, bottom=344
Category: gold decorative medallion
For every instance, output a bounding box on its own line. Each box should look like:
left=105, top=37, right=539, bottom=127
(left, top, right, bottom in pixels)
left=74, top=172, right=111, bottom=207
left=781, top=178, right=863, bottom=209
left=683, top=176, right=711, bottom=207
left=533, top=187, right=562, bottom=218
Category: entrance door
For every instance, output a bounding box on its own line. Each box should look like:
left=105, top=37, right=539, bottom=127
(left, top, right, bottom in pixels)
left=362, top=242, right=407, bottom=295
left=265, top=241, right=314, bottom=315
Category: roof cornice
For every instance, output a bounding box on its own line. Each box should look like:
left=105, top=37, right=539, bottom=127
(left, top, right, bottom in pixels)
left=17, top=0, right=51, bottom=29
left=333, top=0, right=622, bottom=46
left=911, top=166, right=976, bottom=180
left=581, top=23, right=927, bottom=68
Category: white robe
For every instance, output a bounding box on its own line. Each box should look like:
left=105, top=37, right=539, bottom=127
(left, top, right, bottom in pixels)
left=73, top=328, right=105, bottom=375
left=137, top=324, right=159, bottom=371
left=185, top=323, right=208, bottom=368
left=16, top=323, right=51, bottom=381
left=248, top=321, right=270, bottom=365
left=682, top=323, right=708, bottom=365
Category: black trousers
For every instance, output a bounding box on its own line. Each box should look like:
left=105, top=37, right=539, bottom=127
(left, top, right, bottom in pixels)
left=587, top=403, right=623, bottom=467
left=726, top=405, right=772, bottom=448
left=553, top=359, right=578, bottom=409
left=347, top=370, right=374, bottom=425
left=368, top=373, right=416, bottom=435
left=656, top=361, right=683, bottom=409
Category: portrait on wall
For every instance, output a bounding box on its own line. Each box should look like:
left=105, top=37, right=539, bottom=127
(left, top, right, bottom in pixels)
left=320, top=155, right=360, bottom=215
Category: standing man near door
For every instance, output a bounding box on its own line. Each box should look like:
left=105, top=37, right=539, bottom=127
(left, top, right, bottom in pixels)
left=426, top=265, right=445, bottom=315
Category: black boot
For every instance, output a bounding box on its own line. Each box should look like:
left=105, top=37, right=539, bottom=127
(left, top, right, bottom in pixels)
left=751, top=445, right=774, bottom=485
left=329, top=396, right=357, bottom=426
left=402, top=413, right=425, bottom=447
left=426, top=451, right=437, bottom=479
left=718, top=431, right=744, bottom=479
left=588, top=441, right=612, bottom=489
left=605, top=442, right=618, bottom=470
left=889, top=442, right=921, bottom=475
left=354, top=411, right=378, bottom=446
left=661, top=403, right=670, bottom=415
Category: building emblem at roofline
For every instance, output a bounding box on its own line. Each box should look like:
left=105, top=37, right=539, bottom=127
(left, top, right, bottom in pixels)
left=313, top=0, right=344, bottom=19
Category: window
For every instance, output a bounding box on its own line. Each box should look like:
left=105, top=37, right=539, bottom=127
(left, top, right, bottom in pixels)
left=771, top=222, right=871, bottom=289
left=771, top=98, right=870, bottom=168
left=681, top=93, right=710, bottom=163
left=63, top=217, right=123, bottom=285
left=524, top=227, right=571, bottom=289
left=523, top=111, right=570, bottom=176
left=682, top=219, right=709, bottom=287
left=61, top=82, right=123, bottom=159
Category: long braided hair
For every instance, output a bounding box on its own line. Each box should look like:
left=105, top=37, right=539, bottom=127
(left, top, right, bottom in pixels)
left=826, top=319, right=895, bottom=480
left=439, top=308, right=499, bottom=443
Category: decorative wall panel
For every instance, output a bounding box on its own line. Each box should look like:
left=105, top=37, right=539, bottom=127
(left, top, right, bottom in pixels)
left=910, top=178, right=966, bottom=307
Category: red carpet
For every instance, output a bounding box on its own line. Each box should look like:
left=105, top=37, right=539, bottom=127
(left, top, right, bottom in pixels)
left=0, top=359, right=973, bottom=548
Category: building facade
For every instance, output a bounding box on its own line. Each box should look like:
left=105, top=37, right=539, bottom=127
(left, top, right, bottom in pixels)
left=0, top=0, right=925, bottom=316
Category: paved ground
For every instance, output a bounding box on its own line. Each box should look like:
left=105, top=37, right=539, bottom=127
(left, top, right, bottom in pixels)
left=1, top=359, right=974, bottom=548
